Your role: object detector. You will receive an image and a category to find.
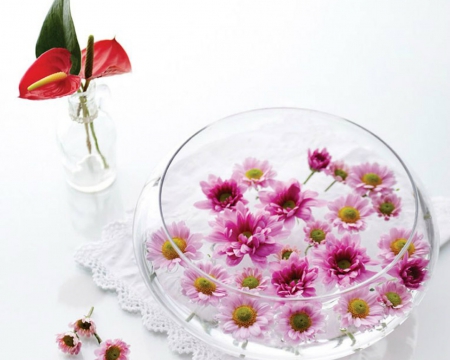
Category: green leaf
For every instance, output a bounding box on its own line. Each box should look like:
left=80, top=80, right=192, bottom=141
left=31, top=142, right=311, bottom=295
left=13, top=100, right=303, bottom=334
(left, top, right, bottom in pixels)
left=35, top=0, right=81, bottom=75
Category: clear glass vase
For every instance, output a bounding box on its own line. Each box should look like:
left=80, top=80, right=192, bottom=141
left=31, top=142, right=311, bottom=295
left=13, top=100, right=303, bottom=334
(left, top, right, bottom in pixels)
left=57, top=82, right=117, bottom=192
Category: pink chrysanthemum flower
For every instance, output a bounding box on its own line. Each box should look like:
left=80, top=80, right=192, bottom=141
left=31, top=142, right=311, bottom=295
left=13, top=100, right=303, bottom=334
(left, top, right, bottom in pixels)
left=312, top=233, right=377, bottom=288
left=278, top=301, right=325, bottom=343
left=94, top=339, right=130, bottom=360
left=335, top=287, right=384, bottom=331
left=324, top=160, right=350, bottom=182
left=232, top=157, right=277, bottom=189
left=259, top=179, right=325, bottom=230
left=347, top=162, right=396, bottom=196
left=372, top=193, right=402, bottom=221
left=325, top=193, right=374, bottom=233
left=274, top=244, right=301, bottom=261
left=194, top=175, right=248, bottom=212
left=271, top=253, right=318, bottom=297
left=303, top=220, right=331, bottom=246
left=71, top=317, right=96, bottom=337
left=388, top=255, right=429, bottom=290
left=216, top=294, right=273, bottom=341
left=308, top=148, right=331, bottom=171
left=378, top=228, right=429, bottom=266
left=181, top=261, right=230, bottom=305
left=146, top=221, right=203, bottom=271
left=235, top=267, right=270, bottom=292
left=376, top=281, right=413, bottom=316
left=207, top=203, right=287, bottom=267
left=56, top=331, right=82, bottom=355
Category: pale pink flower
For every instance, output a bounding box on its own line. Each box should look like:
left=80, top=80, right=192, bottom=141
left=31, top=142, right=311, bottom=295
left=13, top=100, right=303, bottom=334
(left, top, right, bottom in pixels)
left=303, top=220, right=331, bottom=246
left=271, top=253, right=318, bottom=297
left=376, top=281, right=413, bottom=316
left=308, top=148, right=331, bottom=171
left=324, top=160, right=350, bottom=182
left=372, top=193, right=402, bottom=220
left=335, top=287, right=385, bottom=331
left=94, top=339, right=130, bottom=360
left=259, top=179, right=325, bottom=230
left=232, top=157, right=277, bottom=189
left=274, top=244, right=301, bottom=261
left=325, top=193, right=374, bottom=233
left=347, top=162, right=396, bottom=196
left=56, top=331, right=82, bottom=355
left=146, top=221, right=203, bottom=271
left=378, top=228, right=429, bottom=266
left=194, top=175, right=248, bottom=212
left=388, top=255, right=429, bottom=290
left=216, top=294, right=273, bottom=341
left=235, top=267, right=270, bottom=292
left=181, top=261, right=230, bottom=305
left=207, top=203, right=288, bottom=267
left=312, top=233, right=377, bottom=288
left=277, top=301, right=325, bottom=343
left=71, top=317, right=96, bottom=337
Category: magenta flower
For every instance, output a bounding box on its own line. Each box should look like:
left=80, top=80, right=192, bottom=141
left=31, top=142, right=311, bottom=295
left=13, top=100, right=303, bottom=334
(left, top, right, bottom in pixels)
left=94, top=339, right=130, bottom=360
left=372, top=193, right=402, bottom=221
left=235, top=267, right=270, bottom=293
left=334, top=287, right=384, bottom=331
left=207, top=203, right=287, bottom=267
left=71, top=317, right=96, bottom=337
left=312, top=233, right=377, bottom=288
left=146, top=221, right=203, bottom=270
left=232, top=157, right=277, bottom=189
left=194, top=175, right=248, bottom=212
left=216, top=294, right=273, bottom=341
left=277, top=301, right=325, bottom=343
left=303, top=220, right=331, bottom=246
left=388, top=255, right=429, bottom=290
left=378, top=227, right=429, bottom=266
left=56, top=331, right=82, bottom=355
left=308, top=148, right=331, bottom=171
left=325, top=160, right=350, bottom=182
left=325, top=193, right=374, bottom=233
left=181, top=261, right=230, bottom=305
left=259, top=179, right=325, bottom=230
left=347, top=162, right=396, bottom=196
left=271, top=253, right=318, bottom=297
left=376, top=281, right=413, bottom=316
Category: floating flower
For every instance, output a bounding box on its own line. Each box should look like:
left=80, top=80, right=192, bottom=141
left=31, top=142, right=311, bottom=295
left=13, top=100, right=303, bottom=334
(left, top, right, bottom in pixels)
left=277, top=301, right=325, bottom=343
left=347, top=162, right=396, bottom=196
left=378, top=228, right=429, bottom=265
left=376, top=281, right=413, bottom=316
left=325, top=193, right=374, bottom=233
left=259, top=179, right=325, bottom=230
left=194, top=175, right=248, bottom=213
left=235, top=267, right=270, bottom=292
left=303, top=220, right=331, bottom=246
left=207, top=203, right=287, bottom=267
left=325, top=160, right=350, bottom=182
left=388, top=255, right=429, bottom=290
left=334, top=287, right=384, bottom=331
left=372, top=193, right=402, bottom=221
left=312, top=233, right=377, bottom=288
left=274, top=244, right=301, bottom=261
left=232, top=157, right=277, bottom=189
left=216, top=294, right=273, bottom=341
left=94, top=339, right=130, bottom=360
left=271, top=253, right=318, bottom=297
left=304, top=148, right=332, bottom=184
left=56, top=331, right=82, bottom=355
left=181, top=261, right=230, bottom=305
left=72, top=317, right=96, bottom=337
left=146, top=221, right=203, bottom=270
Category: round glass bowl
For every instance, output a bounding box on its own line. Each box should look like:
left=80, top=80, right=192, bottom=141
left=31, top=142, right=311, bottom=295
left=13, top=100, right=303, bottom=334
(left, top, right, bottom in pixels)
left=133, top=108, right=438, bottom=360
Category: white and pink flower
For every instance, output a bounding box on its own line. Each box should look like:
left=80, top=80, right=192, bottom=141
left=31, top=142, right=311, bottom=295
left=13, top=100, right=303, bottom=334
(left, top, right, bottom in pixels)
left=94, top=339, right=130, bottom=360
left=372, top=193, right=402, bottom=221
left=303, top=220, right=331, bottom=246
left=376, top=281, right=413, bottom=316
left=232, top=157, right=277, bottom=189
left=324, top=160, right=350, bottom=183
left=56, top=331, right=82, bottom=355
left=71, top=317, right=96, bottom=337
left=347, top=162, right=396, bottom=196
left=235, top=267, right=270, bottom=293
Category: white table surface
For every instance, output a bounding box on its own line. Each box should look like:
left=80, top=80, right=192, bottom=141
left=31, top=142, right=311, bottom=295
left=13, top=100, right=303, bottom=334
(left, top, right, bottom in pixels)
left=1, top=1, right=449, bottom=359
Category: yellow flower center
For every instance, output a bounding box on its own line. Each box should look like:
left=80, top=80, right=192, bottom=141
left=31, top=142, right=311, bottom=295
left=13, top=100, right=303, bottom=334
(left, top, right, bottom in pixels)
left=380, top=202, right=395, bottom=215
left=105, top=345, right=121, bottom=360
left=242, top=276, right=259, bottom=289
left=386, top=292, right=402, bottom=307
left=362, top=173, right=382, bottom=187
left=194, top=277, right=217, bottom=295
left=348, top=298, right=370, bottom=319
left=390, top=238, right=415, bottom=256
left=219, top=192, right=232, bottom=202
left=289, top=312, right=312, bottom=332
left=334, top=168, right=348, bottom=180
left=232, top=305, right=257, bottom=328
left=338, top=206, right=360, bottom=223
left=245, top=168, right=264, bottom=180
left=161, top=237, right=187, bottom=260
left=283, top=200, right=296, bottom=209
left=310, top=229, right=326, bottom=243
left=281, top=250, right=293, bottom=260
left=27, top=71, right=68, bottom=91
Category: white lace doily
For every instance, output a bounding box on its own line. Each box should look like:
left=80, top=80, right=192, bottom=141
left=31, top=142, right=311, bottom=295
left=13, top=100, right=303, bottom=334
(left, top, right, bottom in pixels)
left=74, top=197, right=450, bottom=360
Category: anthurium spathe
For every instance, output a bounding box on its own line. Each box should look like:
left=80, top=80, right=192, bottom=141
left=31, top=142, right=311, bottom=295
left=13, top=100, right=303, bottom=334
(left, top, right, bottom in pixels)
left=19, top=48, right=81, bottom=100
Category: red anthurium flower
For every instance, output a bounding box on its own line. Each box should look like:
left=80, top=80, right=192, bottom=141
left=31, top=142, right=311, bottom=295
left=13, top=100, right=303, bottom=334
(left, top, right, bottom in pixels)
left=80, top=38, right=132, bottom=79
left=19, top=48, right=81, bottom=100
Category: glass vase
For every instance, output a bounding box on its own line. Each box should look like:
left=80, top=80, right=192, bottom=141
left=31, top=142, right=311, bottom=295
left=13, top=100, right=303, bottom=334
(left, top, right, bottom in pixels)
left=57, top=82, right=116, bottom=192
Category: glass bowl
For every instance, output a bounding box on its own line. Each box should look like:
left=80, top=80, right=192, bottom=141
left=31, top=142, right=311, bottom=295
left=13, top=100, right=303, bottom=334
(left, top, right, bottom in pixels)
left=133, top=108, right=438, bottom=360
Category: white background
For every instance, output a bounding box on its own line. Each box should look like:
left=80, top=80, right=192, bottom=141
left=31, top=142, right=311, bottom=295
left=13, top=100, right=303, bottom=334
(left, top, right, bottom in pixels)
left=0, top=0, right=449, bottom=359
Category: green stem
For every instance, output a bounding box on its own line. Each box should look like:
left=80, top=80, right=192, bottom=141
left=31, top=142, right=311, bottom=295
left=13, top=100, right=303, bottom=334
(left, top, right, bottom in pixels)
left=86, top=307, right=94, bottom=318
left=94, top=332, right=102, bottom=344
left=324, top=180, right=337, bottom=192
left=303, top=170, right=316, bottom=184
left=84, top=123, right=92, bottom=154
left=185, top=312, right=196, bottom=322
left=90, top=121, right=109, bottom=169
left=304, top=244, right=312, bottom=256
